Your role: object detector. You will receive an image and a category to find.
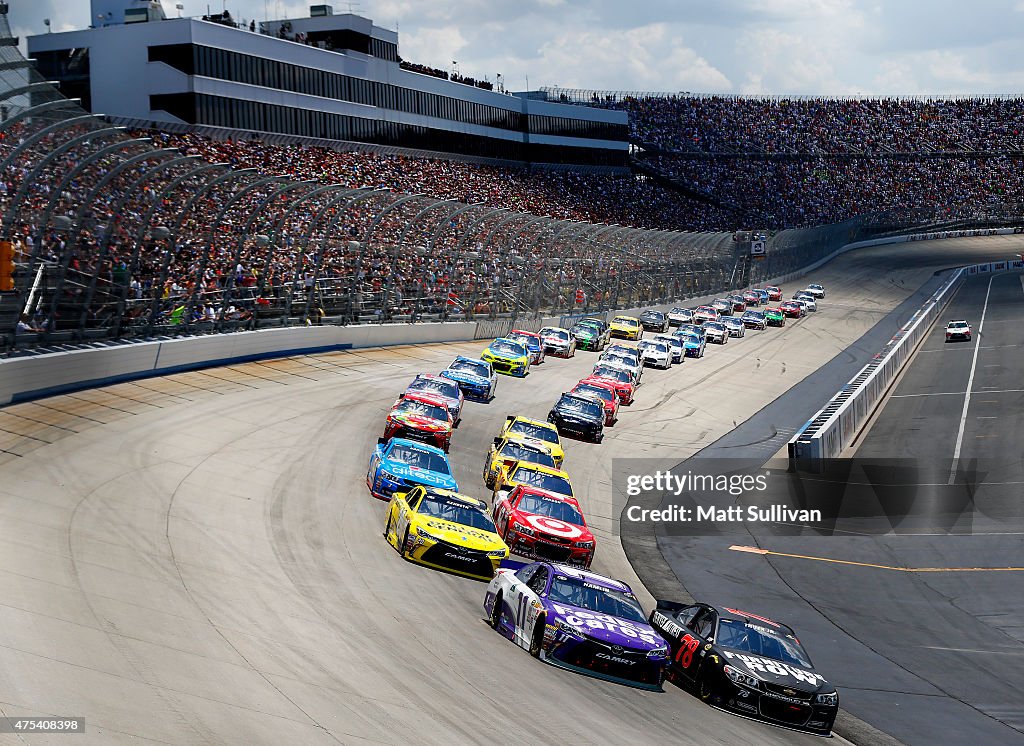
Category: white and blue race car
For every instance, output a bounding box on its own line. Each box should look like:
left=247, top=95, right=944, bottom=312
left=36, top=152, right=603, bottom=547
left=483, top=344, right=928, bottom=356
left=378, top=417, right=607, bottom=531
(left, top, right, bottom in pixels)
left=366, top=437, right=458, bottom=500
left=439, top=356, right=498, bottom=401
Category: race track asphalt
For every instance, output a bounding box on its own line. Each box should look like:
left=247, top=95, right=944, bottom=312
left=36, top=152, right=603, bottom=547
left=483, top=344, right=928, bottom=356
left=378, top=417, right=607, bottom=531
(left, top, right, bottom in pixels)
left=0, top=235, right=1019, bottom=745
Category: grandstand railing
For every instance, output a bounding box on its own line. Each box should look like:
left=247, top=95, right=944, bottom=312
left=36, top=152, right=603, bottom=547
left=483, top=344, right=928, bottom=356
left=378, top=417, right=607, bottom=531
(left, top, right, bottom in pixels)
left=541, top=87, right=1024, bottom=105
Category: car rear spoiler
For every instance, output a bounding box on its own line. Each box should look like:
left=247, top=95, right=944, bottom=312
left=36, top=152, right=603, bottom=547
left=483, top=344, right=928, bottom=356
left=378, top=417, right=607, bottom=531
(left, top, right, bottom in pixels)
left=499, top=558, right=528, bottom=572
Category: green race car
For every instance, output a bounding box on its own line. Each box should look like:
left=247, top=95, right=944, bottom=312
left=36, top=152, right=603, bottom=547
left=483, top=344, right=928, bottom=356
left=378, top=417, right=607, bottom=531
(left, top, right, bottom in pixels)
left=764, top=307, right=786, bottom=327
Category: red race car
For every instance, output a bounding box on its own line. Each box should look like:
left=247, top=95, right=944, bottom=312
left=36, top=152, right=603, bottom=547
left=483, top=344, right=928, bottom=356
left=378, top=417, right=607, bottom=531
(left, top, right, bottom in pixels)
left=507, top=329, right=546, bottom=365
left=382, top=391, right=454, bottom=451
left=571, top=378, right=620, bottom=426
left=492, top=485, right=595, bottom=568
left=693, top=306, right=720, bottom=325
left=742, top=290, right=761, bottom=306
left=779, top=300, right=804, bottom=319
left=586, top=365, right=637, bottom=405
left=765, top=286, right=783, bottom=301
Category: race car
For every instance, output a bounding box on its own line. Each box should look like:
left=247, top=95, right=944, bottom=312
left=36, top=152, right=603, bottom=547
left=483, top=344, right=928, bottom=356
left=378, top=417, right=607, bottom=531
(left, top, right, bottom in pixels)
left=742, top=290, right=761, bottom=307
left=587, top=364, right=637, bottom=405
left=727, top=295, right=747, bottom=313
left=945, top=319, right=972, bottom=342
left=711, top=298, right=734, bottom=317
left=382, top=391, right=454, bottom=452
left=484, top=563, right=669, bottom=690
left=639, top=309, right=669, bottom=333
left=482, top=338, right=531, bottom=377
left=693, top=306, right=720, bottom=325
left=741, top=310, right=768, bottom=330
left=676, top=323, right=706, bottom=340
left=674, top=329, right=706, bottom=358
left=668, top=307, right=694, bottom=326
left=507, top=329, right=546, bottom=365
left=804, top=283, right=825, bottom=298
left=703, top=321, right=729, bottom=345
left=792, top=293, right=817, bottom=312
left=499, top=415, right=565, bottom=468
left=483, top=435, right=558, bottom=490
left=650, top=601, right=839, bottom=736
left=440, top=356, right=497, bottom=401
left=653, top=333, right=685, bottom=364
left=751, top=288, right=770, bottom=304
left=539, top=326, right=577, bottom=358
left=779, top=300, right=804, bottom=319
left=637, top=338, right=673, bottom=369
left=765, top=286, right=783, bottom=302
left=721, top=317, right=746, bottom=338
left=599, top=354, right=643, bottom=386
left=366, top=437, right=458, bottom=500
left=494, top=461, right=575, bottom=502
left=570, top=379, right=620, bottom=426
left=570, top=319, right=608, bottom=352
left=609, top=315, right=643, bottom=340
left=764, top=307, right=786, bottom=327
left=603, top=343, right=642, bottom=365
left=548, top=392, right=605, bottom=443
left=492, top=486, right=595, bottom=568
left=792, top=297, right=815, bottom=314
left=400, top=374, right=464, bottom=426
left=383, top=486, right=509, bottom=581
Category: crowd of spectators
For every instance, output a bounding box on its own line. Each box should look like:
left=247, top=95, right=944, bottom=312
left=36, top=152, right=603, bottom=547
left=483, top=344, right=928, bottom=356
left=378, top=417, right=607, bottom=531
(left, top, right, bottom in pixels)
left=610, top=95, right=1024, bottom=155
left=398, top=60, right=495, bottom=91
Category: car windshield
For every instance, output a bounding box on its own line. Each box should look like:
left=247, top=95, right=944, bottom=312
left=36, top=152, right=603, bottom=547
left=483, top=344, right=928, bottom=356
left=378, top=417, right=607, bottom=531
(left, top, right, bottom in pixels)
left=508, top=334, right=537, bottom=347
left=516, top=493, right=583, bottom=524
left=509, top=421, right=560, bottom=444
left=614, top=317, right=638, bottom=327
left=573, top=384, right=613, bottom=402
left=605, top=354, right=634, bottom=367
left=541, top=328, right=570, bottom=341
left=547, top=576, right=646, bottom=623
left=571, top=324, right=595, bottom=335
left=706, top=323, right=726, bottom=332
left=642, top=312, right=663, bottom=320
left=670, top=308, right=687, bottom=314
left=387, top=443, right=451, bottom=474
left=449, top=359, right=489, bottom=377
left=417, top=493, right=495, bottom=531
left=642, top=342, right=669, bottom=353
left=394, top=399, right=449, bottom=422
left=715, top=619, right=813, bottom=668
left=593, top=366, right=631, bottom=382
left=499, top=442, right=556, bottom=468
left=557, top=396, right=603, bottom=420
left=491, top=340, right=526, bottom=356
left=744, top=312, right=765, bottom=320
left=408, top=378, right=459, bottom=400
left=510, top=466, right=572, bottom=496
left=679, top=333, right=701, bottom=343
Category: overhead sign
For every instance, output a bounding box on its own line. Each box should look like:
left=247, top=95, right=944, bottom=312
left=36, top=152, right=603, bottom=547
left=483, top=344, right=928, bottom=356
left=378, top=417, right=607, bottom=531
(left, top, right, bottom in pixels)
left=750, top=240, right=766, bottom=256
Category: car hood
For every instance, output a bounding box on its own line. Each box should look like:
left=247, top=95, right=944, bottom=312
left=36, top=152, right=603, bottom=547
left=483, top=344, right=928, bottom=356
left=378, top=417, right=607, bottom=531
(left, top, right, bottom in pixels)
left=485, top=350, right=524, bottom=361
left=418, top=518, right=505, bottom=551
left=546, top=601, right=664, bottom=648
left=441, top=369, right=488, bottom=385
left=381, top=459, right=457, bottom=490
left=389, top=413, right=449, bottom=431
left=719, top=648, right=830, bottom=692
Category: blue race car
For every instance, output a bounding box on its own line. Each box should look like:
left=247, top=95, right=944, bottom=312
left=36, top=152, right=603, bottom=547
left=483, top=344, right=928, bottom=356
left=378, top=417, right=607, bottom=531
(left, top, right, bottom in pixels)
left=674, top=329, right=706, bottom=358
left=440, top=356, right=498, bottom=401
left=484, top=562, right=669, bottom=690
left=366, top=437, right=458, bottom=500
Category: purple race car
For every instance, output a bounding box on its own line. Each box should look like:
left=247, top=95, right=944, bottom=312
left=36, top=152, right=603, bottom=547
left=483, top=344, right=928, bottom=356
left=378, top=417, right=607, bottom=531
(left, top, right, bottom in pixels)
left=483, top=561, right=669, bottom=690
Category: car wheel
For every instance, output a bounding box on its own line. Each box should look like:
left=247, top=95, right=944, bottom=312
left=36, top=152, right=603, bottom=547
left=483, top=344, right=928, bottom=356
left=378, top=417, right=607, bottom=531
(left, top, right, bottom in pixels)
left=490, top=592, right=503, bottom=629
left=698, top=669, right=717, bottom=702
left=529, top=616, right=546, bottom=658
left=383, top=510, right=394, bottom=539
left=594, top=431, right=604, bottom=444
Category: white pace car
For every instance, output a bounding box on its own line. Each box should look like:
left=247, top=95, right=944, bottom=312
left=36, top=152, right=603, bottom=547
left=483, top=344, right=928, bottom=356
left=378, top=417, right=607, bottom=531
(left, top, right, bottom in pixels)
left=804, top=284, right=825, bottom=299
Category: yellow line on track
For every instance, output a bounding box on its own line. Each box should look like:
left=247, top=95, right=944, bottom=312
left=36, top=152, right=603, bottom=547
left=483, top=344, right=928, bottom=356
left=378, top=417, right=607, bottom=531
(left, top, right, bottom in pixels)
left=728, top=545, right=1024, bottom=572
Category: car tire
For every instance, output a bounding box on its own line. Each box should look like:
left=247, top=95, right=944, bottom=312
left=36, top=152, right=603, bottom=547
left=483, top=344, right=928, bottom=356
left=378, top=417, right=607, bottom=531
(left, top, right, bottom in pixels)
left=490, top=592, right=503, bottom=629
left=594, top=432, right=604, bottom=444
left=384, top=510, right=394, bottom=540
left=529, top=616, right=546, bottom=658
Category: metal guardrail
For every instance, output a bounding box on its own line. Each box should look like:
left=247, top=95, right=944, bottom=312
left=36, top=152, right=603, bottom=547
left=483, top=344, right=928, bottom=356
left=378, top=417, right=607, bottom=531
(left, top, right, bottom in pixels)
left=788, top=256, right=1024, bottom=467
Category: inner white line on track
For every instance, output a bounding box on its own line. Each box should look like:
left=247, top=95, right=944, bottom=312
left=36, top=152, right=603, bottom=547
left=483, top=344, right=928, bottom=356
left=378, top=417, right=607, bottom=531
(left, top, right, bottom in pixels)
left=922, top=646, right=1024, bottom=656
left=891, top=388, right=1024, bottom=399
left=949, top=275, right=995, bottom=485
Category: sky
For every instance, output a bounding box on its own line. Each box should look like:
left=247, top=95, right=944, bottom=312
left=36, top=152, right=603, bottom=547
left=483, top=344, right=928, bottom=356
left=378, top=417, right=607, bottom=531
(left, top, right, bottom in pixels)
left=10, top=0, right=1024, bottom=96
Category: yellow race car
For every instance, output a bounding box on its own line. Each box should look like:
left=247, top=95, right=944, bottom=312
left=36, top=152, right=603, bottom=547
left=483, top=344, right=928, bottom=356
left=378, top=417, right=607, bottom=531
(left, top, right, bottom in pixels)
left=498, top=415, right=565, bottom=468
left=384, top=486, right=509, bottom=581
left=610, top=314, right=643, bottom=340
left=481, top=338, right=531, bottom=377
left=493, top=461, right=575, bottom=502
left=483, top=434, right=558, bottom=490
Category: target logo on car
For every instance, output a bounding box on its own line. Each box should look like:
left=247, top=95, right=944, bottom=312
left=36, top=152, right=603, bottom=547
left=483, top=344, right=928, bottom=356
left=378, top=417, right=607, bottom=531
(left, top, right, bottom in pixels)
left=525, top=514, right=585, bottom=538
